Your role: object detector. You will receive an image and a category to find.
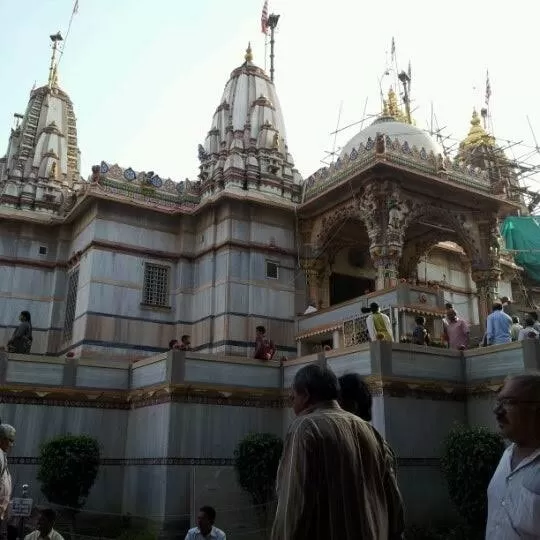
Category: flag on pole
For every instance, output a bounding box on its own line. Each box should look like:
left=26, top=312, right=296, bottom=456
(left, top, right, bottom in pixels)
left=391, top=37, right=396, bottom=58
left=261, top=0, right=269, bottom=34
left=485, top=70, right=492, bottom=105
left=73, top=0, right=79, bottom=13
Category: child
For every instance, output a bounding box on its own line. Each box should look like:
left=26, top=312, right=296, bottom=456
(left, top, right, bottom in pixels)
left=412, top=316, right=430, bottom=345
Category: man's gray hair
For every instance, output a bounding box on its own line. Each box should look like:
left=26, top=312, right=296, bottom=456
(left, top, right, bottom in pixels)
left=0, top=424, right=16, bottom=440
left=507, top=372, right=540, bottom=398
left=293, top=364, right=339, bottom=402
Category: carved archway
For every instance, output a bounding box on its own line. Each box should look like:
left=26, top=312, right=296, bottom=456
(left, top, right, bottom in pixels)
left=301, top=197, right=377, bottom=306
left=401, top=204, right=482, bottom=268
left=310, top=200, right=369, bottom=256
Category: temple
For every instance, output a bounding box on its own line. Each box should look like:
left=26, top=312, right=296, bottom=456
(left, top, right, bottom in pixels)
left=1, top=33, right=539, bottom=537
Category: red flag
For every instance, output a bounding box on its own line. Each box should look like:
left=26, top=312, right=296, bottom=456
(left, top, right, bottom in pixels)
left=261, top=0, right=269, bottom=34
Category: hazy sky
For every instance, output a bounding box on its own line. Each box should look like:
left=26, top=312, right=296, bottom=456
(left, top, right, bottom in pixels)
left=1, top=0, right=539, bottom=191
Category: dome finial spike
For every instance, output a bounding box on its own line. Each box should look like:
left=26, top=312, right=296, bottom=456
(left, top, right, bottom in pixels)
left=245, top=42, right=253, bottom=63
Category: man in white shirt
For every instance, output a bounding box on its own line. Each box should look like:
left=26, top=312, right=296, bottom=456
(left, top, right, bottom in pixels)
left=185, top=506, right=226, bottom=540
left=24, top=509, right=64, bottom=540
left=486, top=372, right=540, bottom=539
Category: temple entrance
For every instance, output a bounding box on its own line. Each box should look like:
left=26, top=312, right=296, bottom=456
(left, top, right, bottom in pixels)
left=330, top=273, right=375, bottom=305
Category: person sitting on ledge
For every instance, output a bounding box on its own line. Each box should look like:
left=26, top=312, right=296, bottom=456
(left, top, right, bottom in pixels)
left=254, top=325, right=276, bottom=361
left=169, top=339, right=179, bottom=350
left=362, top=303, right=393, bottom=342
left=179, top=335, right=191, bottom=351
left=6, top=311, right=32, bottom=354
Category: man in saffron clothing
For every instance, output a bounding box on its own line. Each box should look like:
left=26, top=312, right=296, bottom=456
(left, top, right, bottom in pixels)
left=271, top=364, right=404, bottom=540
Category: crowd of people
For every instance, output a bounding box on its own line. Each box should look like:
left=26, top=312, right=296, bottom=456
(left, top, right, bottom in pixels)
left=269, top=364, right=540, bottom=539
left=358, top=299, right=540, bottom=350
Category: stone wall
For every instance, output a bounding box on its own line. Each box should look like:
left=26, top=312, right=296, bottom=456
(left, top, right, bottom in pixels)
left=1, top=340, right=538, bottom=536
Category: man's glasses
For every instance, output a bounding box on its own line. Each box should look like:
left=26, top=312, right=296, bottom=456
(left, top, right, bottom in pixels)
left=495, top=397, right=540, bottom=409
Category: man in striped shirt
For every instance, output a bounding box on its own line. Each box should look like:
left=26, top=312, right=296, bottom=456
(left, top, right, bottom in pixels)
left=271, top=364, right=404, bottom=540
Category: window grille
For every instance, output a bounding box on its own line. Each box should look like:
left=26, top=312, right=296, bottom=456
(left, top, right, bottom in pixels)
left=63, top=268, right=80, bottom=342
left=142, top=263, right=170, bottom=307
left=266, top=260, right=279, bottom=279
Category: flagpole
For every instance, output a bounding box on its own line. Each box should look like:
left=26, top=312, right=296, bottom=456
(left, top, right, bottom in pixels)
left=268, top=13, right=280, bottom=82
left=56, top=0, right=79, bottom=69
left=264, top=33, right=268, bottom=71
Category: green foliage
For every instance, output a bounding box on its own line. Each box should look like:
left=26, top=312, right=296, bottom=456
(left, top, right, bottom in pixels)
left=37, top=434, right=101, bottom=510
left=440, top=425, right=505, bottom=531
left=234, top=432, right=283, bottom=507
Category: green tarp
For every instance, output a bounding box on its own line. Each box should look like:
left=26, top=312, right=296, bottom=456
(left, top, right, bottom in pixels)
left=501, top=216, right=540, bottom=282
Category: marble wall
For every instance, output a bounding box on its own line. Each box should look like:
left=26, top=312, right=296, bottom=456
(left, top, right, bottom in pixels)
left=1, top=338, right=538, bottom=536
left=0, top=198, right=299, bottom=359
left=0, top=221, right=71, bottom=354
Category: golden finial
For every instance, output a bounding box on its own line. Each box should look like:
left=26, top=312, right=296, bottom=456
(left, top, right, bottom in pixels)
left=460, top=108, right=496, bottom=149
left=381, top=87, right=409, bottom=123
left=47, top=32, right=63, bottom=89
left=245, top=42, right=253, bottom=63
left=387, top=88, right=400, bottom=117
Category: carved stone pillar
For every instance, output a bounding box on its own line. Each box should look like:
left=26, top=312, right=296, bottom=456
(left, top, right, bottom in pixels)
left=472, top=268, right=501, bottom=328
left=319, top=267, right=332, bottom=308
left=301, top=258, right=326, bottom=308
left=370, top=246, right=401, bottom=290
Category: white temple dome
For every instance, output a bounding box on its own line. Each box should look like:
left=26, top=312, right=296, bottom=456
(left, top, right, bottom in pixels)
left=199, top=44, right=302, bottom=198
left=0, top=78, right=81, bottom=185
left=341, top=116, right=443, bottom=158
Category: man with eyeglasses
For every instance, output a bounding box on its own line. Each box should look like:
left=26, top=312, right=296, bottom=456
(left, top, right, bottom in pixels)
left=0, top=424, right=15, bottom=526
left=486, top=373, right=540, bottom=538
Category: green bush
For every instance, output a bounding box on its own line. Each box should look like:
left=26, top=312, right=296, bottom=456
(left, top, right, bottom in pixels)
left=234, top=432, right=283, bottom=508
left=440, top=425, right=504, bottom=532
left=37, top=434, right=101, bottom=510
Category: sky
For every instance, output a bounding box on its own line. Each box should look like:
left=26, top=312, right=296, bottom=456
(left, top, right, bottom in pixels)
left=1, top=0, right=540, bottom=192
